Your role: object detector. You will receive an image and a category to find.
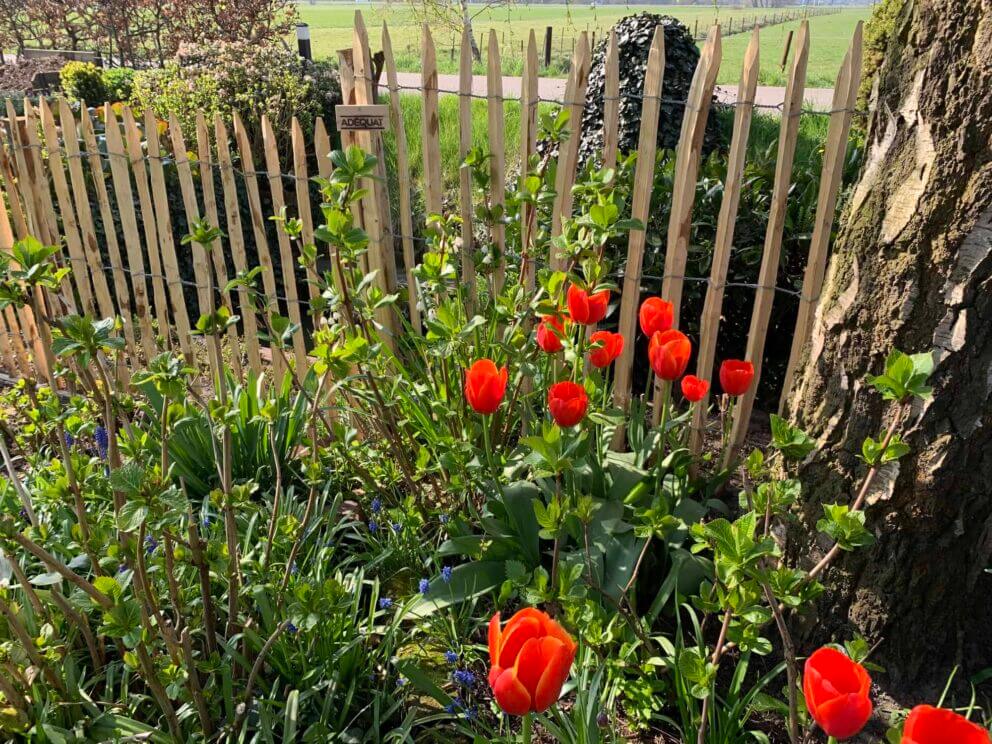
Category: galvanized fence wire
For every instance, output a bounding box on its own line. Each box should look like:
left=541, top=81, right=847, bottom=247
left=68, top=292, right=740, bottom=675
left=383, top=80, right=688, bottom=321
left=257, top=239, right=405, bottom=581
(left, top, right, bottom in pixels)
left=2, top=140, right=818, bottom=323
left=359, top=73, right=868, bottom=118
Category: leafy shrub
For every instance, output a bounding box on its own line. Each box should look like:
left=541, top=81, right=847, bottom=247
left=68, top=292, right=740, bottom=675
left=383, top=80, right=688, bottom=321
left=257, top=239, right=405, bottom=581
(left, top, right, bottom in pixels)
left=131, top=41, right=341, bottom=155
left=0, top=139, right=963, bottom=743
left=102, top=67, right=136, bottom=102
left=577, top=13, right=722, bottom=164
left=59, top=60, right=107, bottom=104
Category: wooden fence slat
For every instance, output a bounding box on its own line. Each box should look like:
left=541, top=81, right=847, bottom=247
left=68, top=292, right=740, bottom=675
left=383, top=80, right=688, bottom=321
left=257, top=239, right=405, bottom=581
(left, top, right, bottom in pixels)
left=38, top=99, right=94, bottom=316
left=60, top=99, right=116, bottom=322
left=352, top=11, right=399, bottom=346
left=123, top=107, right=171, bottom=346
left=104, top=104, right=158, bottom=362
left=0, top=130, right=29, bottom=240
left=20, top=101, right=61, bottom=255
left=661, top=26, right=724, bottom=323
left=80, top=107, right=138, bottom=361
left=729, top=20, right=810, bottom=456
left=382, top=23, right=421, bottom=332
left=314, top=117, right=332, bottom=179
left=779, top=22, right=863, bottom=413
left=144, top=109, right=194, bottom=363
left=550, top=31, right=590, bottom=265
left=291, top=118, right=319, bottom=306
left=337, top=50, right=370, bottom=278
left=653, top=25, right=723, bottom=424
left=261, top=114, right=309, bottom=370
left=457, top=24, right=477, bottom=310
left=602, top=29, right=620, bottom=169
left=610, top=26, right=665, bottom=448
left=421, top=24, right=443, bottom=219
left=215, top=114, right=262, bottom=377
left=233, top=112, right=286, bottom=384
left=0, top=175, right=30, bottom=377
left=487, top=29, right=508, bottom=293
left=690, top=27, right=760, bottom=459
left=167, top=114, right=212, bottom=319
left=519, top=29, right=539, bottom=293
left=196, top=113, right=243, bottom=377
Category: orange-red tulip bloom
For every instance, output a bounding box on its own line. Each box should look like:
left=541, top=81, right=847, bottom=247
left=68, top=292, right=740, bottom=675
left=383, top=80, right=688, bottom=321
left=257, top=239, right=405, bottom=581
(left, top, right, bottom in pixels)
left=681, top=375, right=709, bottom=403
left=719, top=359, right=755, bottom=397
left=901, top=705, right=991, bottom=744
left=566, top=284, right=610, bottom=325
left=464, top=359, right=508, bottom=415
left=547, top=381, right=589, bottom=427
left=648, top=329, right=691, bottom=381
left=536, top=314, right=568, bottom=353
left=803, top=647, right=873, bottom=740
left=587, top=330, right=624, bottom=368
left=639, top=297, right=674, bottom=338
left=488, top=608, right=578, bottom=716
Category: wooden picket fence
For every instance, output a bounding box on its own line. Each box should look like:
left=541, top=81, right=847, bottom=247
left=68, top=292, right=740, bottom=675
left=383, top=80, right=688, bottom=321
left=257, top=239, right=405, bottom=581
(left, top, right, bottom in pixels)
left=0, top=13, right=863, bottom=458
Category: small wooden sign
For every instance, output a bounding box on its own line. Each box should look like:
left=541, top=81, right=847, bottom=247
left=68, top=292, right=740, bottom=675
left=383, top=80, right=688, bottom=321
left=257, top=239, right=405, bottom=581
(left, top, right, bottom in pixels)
left=335, top=104, right=389, bottom=132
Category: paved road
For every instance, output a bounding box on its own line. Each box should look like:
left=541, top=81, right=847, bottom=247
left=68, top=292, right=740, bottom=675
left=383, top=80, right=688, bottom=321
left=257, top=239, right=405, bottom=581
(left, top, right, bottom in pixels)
left=393, top=71, right=834, bottom=110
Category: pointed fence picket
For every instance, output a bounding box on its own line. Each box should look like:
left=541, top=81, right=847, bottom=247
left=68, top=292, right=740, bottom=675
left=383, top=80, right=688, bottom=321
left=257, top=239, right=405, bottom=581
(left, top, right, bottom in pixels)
left=0, top=17, right=863, bottom=461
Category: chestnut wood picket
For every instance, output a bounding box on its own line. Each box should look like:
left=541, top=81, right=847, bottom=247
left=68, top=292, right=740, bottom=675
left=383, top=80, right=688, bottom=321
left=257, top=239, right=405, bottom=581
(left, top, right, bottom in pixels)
left=0, top=14, right=864, bottom=462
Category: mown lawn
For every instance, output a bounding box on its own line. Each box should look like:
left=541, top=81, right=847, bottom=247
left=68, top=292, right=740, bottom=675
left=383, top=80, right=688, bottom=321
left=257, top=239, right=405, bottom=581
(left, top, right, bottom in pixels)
left=297, top=2, right=870, bottom=87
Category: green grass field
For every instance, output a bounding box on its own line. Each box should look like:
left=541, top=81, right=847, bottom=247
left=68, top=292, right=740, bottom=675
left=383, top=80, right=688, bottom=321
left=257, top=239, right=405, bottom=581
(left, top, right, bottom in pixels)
left=298, top=2, right=870, bottom=87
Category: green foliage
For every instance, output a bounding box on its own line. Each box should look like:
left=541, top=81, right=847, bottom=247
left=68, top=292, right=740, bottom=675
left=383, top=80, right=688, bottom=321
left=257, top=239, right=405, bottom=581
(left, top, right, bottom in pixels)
left=131, top=43, right=340, bottom=159
left=868, top=349, right=934, bottom=402
left=817, top=503, right=875, bottom=551
left=59, top=61, right=107, bottom=104
left=769, top=414, right=816, bottom=461
left=101, top=67, right=136, bottom=102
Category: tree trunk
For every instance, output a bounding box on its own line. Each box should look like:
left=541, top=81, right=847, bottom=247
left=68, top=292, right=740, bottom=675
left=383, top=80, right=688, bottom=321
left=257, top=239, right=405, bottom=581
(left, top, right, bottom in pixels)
left=460, top=0, right=481, bottom=62
left=786, top=0, right=992, bottom=701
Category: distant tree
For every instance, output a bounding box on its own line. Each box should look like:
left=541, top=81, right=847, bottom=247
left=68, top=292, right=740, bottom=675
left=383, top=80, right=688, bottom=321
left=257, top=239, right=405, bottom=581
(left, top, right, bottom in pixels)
left=389, top=0, right=511, bottom=61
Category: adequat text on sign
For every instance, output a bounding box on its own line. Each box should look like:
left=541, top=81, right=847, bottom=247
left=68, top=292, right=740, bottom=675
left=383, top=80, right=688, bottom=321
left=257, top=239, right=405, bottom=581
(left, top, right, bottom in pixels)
left=334, top=104, right=390, bottom=132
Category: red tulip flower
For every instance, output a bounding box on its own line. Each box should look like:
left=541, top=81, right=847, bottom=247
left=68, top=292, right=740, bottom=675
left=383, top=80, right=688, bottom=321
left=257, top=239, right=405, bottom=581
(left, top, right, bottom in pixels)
left=587, top=330, right=624, bottom=368
left=719, top=359, right=755, bottom=397
left=901, top=705, right=991, bottom=744
left=547, top=381, right=589, bottom=427
left=464, top=359, right=508, bottom=415
left=681, top=375, right=709, bottom=403
left=639, top=297, right=674, bottom=338
left=803, top=647, right=873, bottom=740
left=648, top=329, right=691, bottom=381
left=535, top=314, right=567, bottom=353
left=566, top=284, right=609, bottom=325
left=488, top=608, right=578, bottom=716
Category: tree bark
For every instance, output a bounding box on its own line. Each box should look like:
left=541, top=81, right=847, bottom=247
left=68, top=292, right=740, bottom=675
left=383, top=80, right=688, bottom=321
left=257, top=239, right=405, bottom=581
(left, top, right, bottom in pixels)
left=786, top=0, right=992, bottom=700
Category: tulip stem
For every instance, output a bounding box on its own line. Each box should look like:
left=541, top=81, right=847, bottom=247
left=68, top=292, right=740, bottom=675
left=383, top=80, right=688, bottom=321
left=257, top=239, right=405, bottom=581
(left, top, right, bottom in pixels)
left=654, top=380, right=672, bottom=494
left=521, top=712, right=533, bottom=744
left=483, top=414, right=498, bottom=484
left=827, top=738, right=838, bottom=744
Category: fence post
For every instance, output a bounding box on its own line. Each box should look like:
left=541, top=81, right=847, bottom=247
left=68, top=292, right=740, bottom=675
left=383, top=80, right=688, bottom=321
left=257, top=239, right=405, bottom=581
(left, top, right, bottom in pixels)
left=780, top=22, right=864, bottom=414
left=654, top=25, right=723, bottom=425
left=611, top=27, right=665, bottom=449
left=550, top=32, right=590, bottom=264
left=690, top=27, right=760, bottom=460
left=458, top=24, right=477, bottom=312
left=382, top=23, right=422, bottom=333
left=781, top=29, right=794, bottom=70
left=728, top=20, right=810, bottom=460
left=487, top=29, right=507, bottom=293
left=352, top=11, right=400, bottom=347
left=544, top=26, right=552, bottom=67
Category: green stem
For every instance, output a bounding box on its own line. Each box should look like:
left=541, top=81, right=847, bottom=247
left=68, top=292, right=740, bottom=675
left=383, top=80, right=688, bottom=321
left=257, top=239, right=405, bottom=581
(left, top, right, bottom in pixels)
left=653, top=380, right=672, bottom=495
left=483, top=414, right=497, bottom=482
left=521, top=712, right=532, bottom=744
left=827, top=738, right=838, bottom=744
